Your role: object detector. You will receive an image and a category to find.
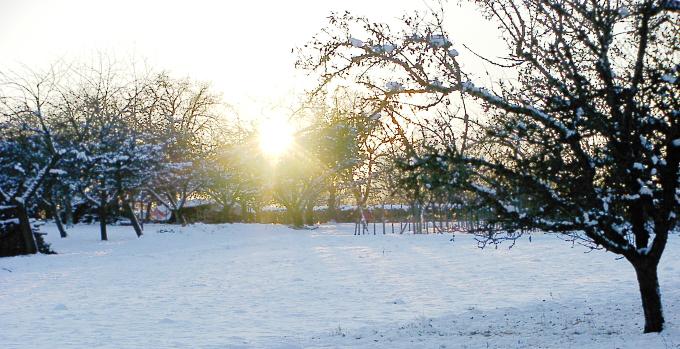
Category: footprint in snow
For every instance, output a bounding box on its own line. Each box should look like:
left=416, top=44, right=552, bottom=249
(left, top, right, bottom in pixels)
left=390, top=299, right=406, bottom=305
left=158, top=318, right=176, bottom=324
left=54, top=304, right=68, bottom=310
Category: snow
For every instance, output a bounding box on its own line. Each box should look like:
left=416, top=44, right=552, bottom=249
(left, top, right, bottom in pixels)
left=623, top=194, right=641, bottom=200
left=428, top=79, right=444, bottom=88
left=447, top=48, right=459, bottom=57
left=372, top=44, right=395, bottom=54
left=1, top=223, right=679, bottom=348
left=663, top=0, right=680, bottom=10
left=349, top=37, right=364, bottom=48
left=429, top=34, right=450, bottom=47
left=637, top=247, right=651, bottom=256
left=183, top=198, right=216, bottom=208
left=501, top=203, right=518, bottom=213
left=640, top=136, right=652, bottom=150
left=74, top=150, right=89, bottom=161
left=639, top=186, right=653, bottom=196
left=461, top=83, right=578, bottom=140
left=661, top=74, right=677, bottom=84
left=0, top=218, right=20, bottom=225
left=261, top=205, right=287, bottom=212
left=385, top=81, right=404, bottom=91
left=471, top=183, right=497, bottom=195
left=18, top=163, right=52, bottom=203
left=576, top=107, right=584, bottom=118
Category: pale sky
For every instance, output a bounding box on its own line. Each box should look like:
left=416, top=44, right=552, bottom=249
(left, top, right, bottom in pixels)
left=0, top=0, right=504, bottom=120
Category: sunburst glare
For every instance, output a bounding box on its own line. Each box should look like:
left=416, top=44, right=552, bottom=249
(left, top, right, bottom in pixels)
left=258, top=117, right=295, bottom=159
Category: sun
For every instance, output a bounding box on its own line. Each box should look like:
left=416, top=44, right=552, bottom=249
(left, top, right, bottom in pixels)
left=258, top=117, right=295, bottom=159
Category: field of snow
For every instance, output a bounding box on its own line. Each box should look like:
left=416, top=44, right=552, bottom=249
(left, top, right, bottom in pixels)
left=1, top=223, right=679, bottom=348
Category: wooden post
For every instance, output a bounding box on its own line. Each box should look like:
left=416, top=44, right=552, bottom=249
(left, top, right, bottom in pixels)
left=425, top=204, right=429, bottom=234
left=382, top=203, right=386, bottom=234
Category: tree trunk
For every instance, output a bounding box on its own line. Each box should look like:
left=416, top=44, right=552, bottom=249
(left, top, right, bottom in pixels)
left=221, top=204, right=233, bottom=223
left=124, top=202, right=143, bottom=238
left=305, top=202, right=314, bottom=226
left=137, top=201, right=144, bottom=229
left=64, top=195, right=74, bottom=227
left=16, top=203, right=38, bottom=254
left=179, top=211, right=187, bottom=226
left=288, top=207, right=304, bottom=228
left=172, top=209, right=187, bottom=226
left=632, top=259, right=664, bottom=333
left=253, top=206, right=261, bottom=223
left=327, top=185, right=337, bottom=222
left=239, top=199, right=249, bottom=223
left=357, top=205, right=367, bottom=234
left=144, top=201, right=152, bottom=223
left=50, top=201, right=68, bottom=238
left=99, top=204, right=108, bottom=241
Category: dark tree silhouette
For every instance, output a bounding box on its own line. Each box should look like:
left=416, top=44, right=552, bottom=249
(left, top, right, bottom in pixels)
left=299, top=0, right=679, bottom=333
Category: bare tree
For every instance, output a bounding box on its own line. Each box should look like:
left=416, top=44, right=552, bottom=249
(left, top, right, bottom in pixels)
left=58, top=61, right=156, bottom=240
left=201, top=141, right=262, bottom=223
left=147, top=74, right=223, bottom=226
left=0, top=67, right=63, bottom=255
left=300, top=0, right=679, bottom=333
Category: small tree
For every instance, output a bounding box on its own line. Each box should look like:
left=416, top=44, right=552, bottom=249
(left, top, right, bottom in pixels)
left=202, top=143, right=261, bottom=223
left=0, top=68, right=62, bottom=255
left=269, top=114, right=357, bottom=227
left=147, top=74, right=223, bottom=226
left=311, top=96, right=366, bottom=225
left=309, top=89, right=399, bottom=231
left=56, top=61, right=160, bottom=240
left=271, top=154, right=321, bottom=227
left=0, top=134, right=57, bottom=255
left=300, top=0, right=679, bottom=333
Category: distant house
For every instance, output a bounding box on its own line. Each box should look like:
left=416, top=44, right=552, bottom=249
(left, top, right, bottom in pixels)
left=148, top=206, right=171, bottom=221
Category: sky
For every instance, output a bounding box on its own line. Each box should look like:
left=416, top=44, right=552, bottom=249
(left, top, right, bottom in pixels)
left=0, top=0, right=504, bottom=121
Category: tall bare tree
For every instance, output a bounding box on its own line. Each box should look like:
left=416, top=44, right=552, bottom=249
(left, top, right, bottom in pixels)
left=146, top=74, right=223, bottom=225
left=300, top=0, right=679, bottom=333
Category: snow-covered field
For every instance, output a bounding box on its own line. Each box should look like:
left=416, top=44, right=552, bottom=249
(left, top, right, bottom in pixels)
left=1, top=223, right=679, bottom=348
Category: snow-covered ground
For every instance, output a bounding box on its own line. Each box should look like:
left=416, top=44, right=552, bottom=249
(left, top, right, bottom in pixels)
left=1, top=223, right=678, bottom=348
